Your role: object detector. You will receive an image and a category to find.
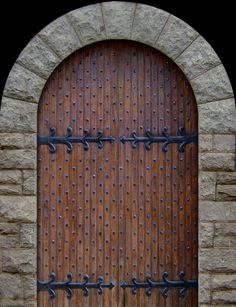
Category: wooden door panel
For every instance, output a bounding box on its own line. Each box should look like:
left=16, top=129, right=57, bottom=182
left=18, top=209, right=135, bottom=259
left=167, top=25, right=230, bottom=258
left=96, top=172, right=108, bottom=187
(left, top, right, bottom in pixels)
left=38, top=41, right=198, bottom=306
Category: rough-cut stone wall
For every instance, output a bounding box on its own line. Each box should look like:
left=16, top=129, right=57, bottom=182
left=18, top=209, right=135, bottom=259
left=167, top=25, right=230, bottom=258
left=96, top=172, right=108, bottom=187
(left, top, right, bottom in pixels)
left=0, top=2, right=235, bottom=306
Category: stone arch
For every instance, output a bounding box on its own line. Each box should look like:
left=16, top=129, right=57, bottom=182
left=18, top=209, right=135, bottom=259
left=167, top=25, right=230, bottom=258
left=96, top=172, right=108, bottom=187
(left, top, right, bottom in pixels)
left=0, top=2, right=235, bottom=306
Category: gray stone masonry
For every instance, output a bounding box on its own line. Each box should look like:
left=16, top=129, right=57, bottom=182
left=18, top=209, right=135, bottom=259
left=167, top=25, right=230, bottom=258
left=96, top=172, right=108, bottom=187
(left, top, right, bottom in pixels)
left=0, top=2, right=235, bottom=306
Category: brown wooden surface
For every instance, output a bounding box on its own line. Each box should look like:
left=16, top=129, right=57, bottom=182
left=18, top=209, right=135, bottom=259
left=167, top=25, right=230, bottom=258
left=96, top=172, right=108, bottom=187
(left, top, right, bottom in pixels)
left=37, top=40, right=198, bottom=307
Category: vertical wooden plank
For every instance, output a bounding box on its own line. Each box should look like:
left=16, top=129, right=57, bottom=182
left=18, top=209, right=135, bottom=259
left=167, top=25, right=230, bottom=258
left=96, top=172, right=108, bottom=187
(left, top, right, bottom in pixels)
left=163, top=57, right=173, bottom=307
left=150, top=52, right=159, bottom=307
left=109, top=43, right=118, bottom=307
left=89, top=46, right=97, bottom=307
left=118, top=42, right=126, bottom=307
left=95, top=46, right=105, bottom=307
left=157, top=53, right=166, bottom=307
left=169, top=61, right=179, bottom=306
left=130, top=44, right=139, bottom=307
left=75, top=50, right=85, bottom=305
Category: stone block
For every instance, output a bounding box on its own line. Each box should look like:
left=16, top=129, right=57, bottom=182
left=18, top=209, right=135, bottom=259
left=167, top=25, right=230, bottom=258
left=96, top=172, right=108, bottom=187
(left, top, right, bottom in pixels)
left=199, top=134, right=213, bottom=152
left=199, top=248, right=236, bottom=272
left=0, top=235, right=19, bottom=248
left=200, top=153, right=235, bottom=171
left=131, top=4, right=169, bottom=45
left=102, top=2, right=136, bottom=39
left=3, top=63, right=45, bottom=103
left=199, top=201, right=236, bottom=221
left=0, top=97, right=37, bottom=133
left=27, top=301, right=37, bottom=307
left=21, top=274, right=37, bottom=299
left=0, top=150, right=36, bottom=169
left=198, top=273, right=211, bottom=303
left=2, top=249, right=36, bottom=274
left=0, top=273, right=23, bottom=299
left=215, top=223, right=236, bottom=236
left=39, top=15, right=82, bottom=59
left=156, top=15, right=198, bottom=59
left=216, top=185, right=236, bottom=201
left=0, top=133, right=36, bottom=149
left=0, top=223, right=19, bottom=234
left=199, top=99, right=236, bottom=133
left=212, top=274, right=236, bottom=289
left=0, top=299, right=25, bottom=307
left=68, top=4, right=106, bottom=45
left=176, top=36, right=221, bottom=79
left=191, top=65, right=234, bottom=104
left=212, top=290, right=236, bottom=303
left=214, top=236, right=236, bottom=247
left=0, top=196, right=36, bottom=222
left=199, top=172, right=216, bottom=200
left=199, top=222, right=214, bottom=247
left=212, top=135, right=235, bottom=152
left=20, top=224, right=36, bottom=247
left=17, top=35, right=60, bottom=79
left=217, top=173, right=236, bottom=185
left=23, top=170, right=36, bottom=195
left=0, top=184, right=21, bottom=195
left=0, top=170, right=21, bottom=184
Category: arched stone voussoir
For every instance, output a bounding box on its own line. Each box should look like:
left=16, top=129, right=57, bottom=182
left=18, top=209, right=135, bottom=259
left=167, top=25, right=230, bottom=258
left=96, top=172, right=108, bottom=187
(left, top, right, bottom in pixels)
left=131, top=3, right=169, bottom=46
left=191, top=64, right=234, bottom=104
left=3, top=63, right=46, bottom=104
left=67, top=3, right=106, bottom=46
left=175, top=36, right=221, bottom=80
left=38, top=15, right=82, bottom=60
left=101, top=1, right=136, bottom=39
left=155, top=14, right=199, bottom=60
left=16, top=35, right=61, bottom=80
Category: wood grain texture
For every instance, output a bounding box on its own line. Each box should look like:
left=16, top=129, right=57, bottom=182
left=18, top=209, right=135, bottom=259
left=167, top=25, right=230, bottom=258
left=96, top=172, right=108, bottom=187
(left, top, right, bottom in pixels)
left=38, top=40, right=198, bottom=306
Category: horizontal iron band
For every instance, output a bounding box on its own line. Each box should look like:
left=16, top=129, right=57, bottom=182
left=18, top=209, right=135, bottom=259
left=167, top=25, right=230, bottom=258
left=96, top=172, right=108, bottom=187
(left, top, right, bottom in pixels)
left=120, top=125, right=197, bottom=151
left=37, top=273, right=114, bottom=299
left=120, top=272, right=198, bottom=298
left=38, top=127, right=115, bottom=153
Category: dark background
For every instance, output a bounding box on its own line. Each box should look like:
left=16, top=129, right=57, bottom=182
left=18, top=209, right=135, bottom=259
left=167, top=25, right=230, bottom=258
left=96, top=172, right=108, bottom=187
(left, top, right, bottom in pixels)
left=0, top=0, right=235, bottom=103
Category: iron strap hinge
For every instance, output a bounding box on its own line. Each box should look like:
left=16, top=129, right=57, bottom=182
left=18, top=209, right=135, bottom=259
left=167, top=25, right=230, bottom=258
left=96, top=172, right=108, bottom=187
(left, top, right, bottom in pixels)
left=120, top=271, right=198, bottom=298
left=38, top=127, right=115, bottom=153
left=37, top=273, right=115, bottom=299
left=120, top=125, right=197, bottom=151
left=38, top=125, right=197, bottom=153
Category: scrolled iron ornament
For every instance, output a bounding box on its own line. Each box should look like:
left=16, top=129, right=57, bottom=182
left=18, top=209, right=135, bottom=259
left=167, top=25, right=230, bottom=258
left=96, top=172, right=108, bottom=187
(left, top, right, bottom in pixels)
left=120, top=271, right=197, bottom=298
left=120, top=125, right=197, bottom=151
left=38, top=127, right=115, bottom=153
left=37, top=272, right=115, bottom=299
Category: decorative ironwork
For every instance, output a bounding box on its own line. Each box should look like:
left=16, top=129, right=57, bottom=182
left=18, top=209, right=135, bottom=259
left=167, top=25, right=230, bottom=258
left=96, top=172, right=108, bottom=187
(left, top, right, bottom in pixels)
left=120, top=125, right=197, bottom=151
left=38, top=127, right=115, bottom=153
left=37, top=272, right=115, bottom=299
left=120, top=271, right=197, bottom=298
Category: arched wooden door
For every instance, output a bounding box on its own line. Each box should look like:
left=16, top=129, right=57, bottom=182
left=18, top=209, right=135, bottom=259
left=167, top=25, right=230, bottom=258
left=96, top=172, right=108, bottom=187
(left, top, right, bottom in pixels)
left=37, top=41, right=198, bottom=307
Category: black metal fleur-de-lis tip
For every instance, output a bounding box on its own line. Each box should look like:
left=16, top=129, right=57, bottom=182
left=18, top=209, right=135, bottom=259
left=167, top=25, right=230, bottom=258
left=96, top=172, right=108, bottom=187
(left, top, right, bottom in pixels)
left=162, top=287, right=169, bottom=298
left=67, top=126, right=73, bottom=137
left=162, top=272, right=169, bottom=281
left=66, top=272, right=73, bottom=282
left=178, top=125, right=185, bottom=135
left=120, top=281, right=127, bottom=289
left=109, top=282, right=115, bottom=289
left=179, top=271, right=185, bottom=281
left=50, top=127, right=56, bottom=136
left=83, top=274, right=89, bottom=282
left=50, top=272, right=56, bottom=281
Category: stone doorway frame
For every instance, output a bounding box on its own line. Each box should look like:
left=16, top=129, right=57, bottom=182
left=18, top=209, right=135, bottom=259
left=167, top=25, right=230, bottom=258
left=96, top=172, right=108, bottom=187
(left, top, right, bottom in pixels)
left=0, top=2, right=235, bottom=306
